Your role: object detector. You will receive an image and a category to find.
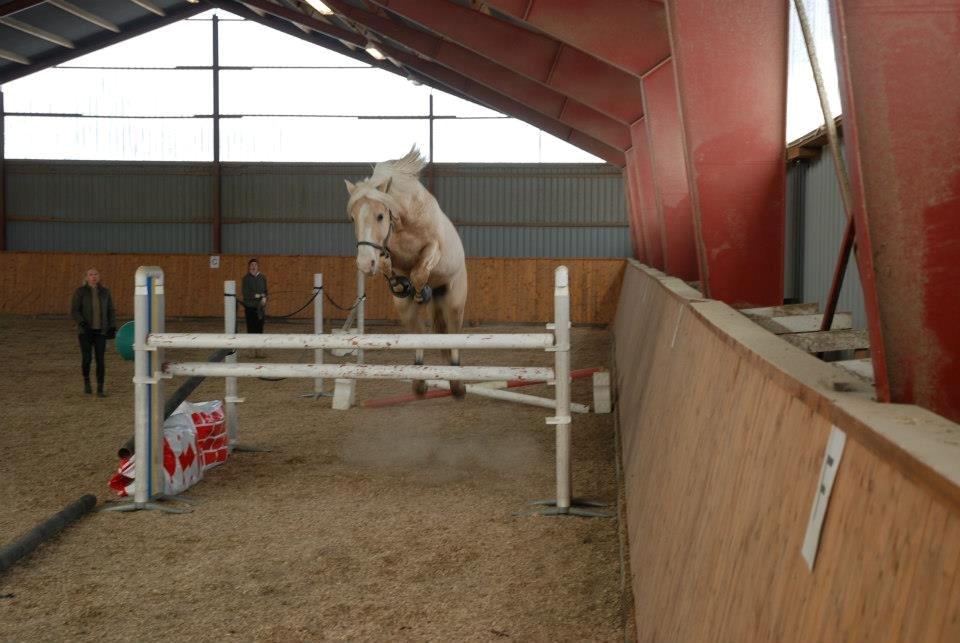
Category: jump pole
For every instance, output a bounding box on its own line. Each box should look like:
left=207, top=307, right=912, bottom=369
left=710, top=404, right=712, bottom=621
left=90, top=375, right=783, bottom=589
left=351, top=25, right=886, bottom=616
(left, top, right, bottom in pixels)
left=224, top=279, right=241, bottom=447
left=103, top=267, right=186, bottom=513
left=134, top=264, right=607, bottom=517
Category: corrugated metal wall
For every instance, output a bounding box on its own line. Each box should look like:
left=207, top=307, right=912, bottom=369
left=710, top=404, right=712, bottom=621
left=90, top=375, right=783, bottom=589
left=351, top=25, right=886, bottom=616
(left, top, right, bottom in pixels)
left=6, top=160, right=629, bottom=258
left=785, top=148, right=868, bottom=329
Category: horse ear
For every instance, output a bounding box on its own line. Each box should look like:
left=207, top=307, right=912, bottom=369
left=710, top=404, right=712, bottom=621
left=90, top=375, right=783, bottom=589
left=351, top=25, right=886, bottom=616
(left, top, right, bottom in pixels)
left=344, top=179, right=356, bottom=194
left=381, top=177, right=392, bottom=194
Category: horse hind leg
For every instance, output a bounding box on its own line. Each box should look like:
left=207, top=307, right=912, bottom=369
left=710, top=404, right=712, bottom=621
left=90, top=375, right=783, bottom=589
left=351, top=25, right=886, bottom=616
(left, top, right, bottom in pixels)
left=435, top=300, right=466, bottom=399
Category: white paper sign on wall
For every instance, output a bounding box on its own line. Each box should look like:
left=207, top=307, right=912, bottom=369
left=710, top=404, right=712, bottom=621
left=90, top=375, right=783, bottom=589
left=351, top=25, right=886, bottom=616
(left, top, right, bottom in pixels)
left=209, top=255, right=221, bottom=269
left=801, top=425, right=847, bottom=570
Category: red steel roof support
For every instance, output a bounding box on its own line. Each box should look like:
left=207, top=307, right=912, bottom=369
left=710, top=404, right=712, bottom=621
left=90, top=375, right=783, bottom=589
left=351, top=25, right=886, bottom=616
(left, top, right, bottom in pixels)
left=370, top=0, right=644, bottom=125
left=379, top=45, right=625, bottom=166
left=324, top=0, right=629, bottom=150
left=623, top=150, right=647, bottom=263
left=831, top=0, right=960, bottom=421
left=482, top=0, right=670, bottom=78
left=665, top=0, right=787, bottom=306
left=640, top=59, right=698, bottom=281
left=628, top=120, right=664, bottom=270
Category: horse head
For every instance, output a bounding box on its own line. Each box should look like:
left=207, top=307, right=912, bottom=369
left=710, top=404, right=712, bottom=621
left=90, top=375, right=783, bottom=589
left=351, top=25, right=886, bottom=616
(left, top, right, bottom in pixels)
left=345, top=176, right=400, bottom=276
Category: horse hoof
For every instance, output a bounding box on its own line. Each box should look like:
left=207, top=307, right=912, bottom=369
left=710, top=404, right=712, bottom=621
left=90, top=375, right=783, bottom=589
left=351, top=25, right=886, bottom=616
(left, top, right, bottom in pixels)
left=451, top=382, right=467, bottom=399
left=414, top=284, right=432, bottom=304
left=413, top=380, right=428, bottom=396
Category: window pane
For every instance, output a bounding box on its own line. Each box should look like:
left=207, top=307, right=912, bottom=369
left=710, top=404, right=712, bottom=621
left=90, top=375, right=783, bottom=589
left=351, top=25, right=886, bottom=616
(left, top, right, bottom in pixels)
left=432, top=91, right=503, bottom=118
left=4, top=69, right=211, bottom=116
left=5, top=117, right=213, bottom=161
left=220, top=117, right=430, bottom=161
left=218, top=20, right=368, bottom=67
left=538, top=132, right=603, bottom=163
left=219, top=68, right=431, bottom=116
left=59, top=17, right=212, bottom=68
left=786, top=0, right=842, bottom=142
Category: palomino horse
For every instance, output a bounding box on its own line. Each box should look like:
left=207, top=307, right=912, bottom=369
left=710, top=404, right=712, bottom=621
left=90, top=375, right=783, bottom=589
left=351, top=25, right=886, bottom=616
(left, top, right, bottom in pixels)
left=345, top=146, right=468, bottom=398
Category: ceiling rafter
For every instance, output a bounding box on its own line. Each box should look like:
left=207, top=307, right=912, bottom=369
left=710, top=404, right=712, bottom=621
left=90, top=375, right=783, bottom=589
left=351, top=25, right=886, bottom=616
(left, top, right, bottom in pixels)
left=324, top=0, right=629, bottom=150
left=369, top=0, right=643, bottom=125
left=0, top=2, right=206, bottom=83
left=47, top=0, right=119, bottom=33
left=129, top=0, right=165, bottom=17
left=0, top=0, right=47, bottom=18
left=482, top=0, right=670, bottom=78
left=378, top=43, right=624, bottom=165
left=0, top=15, right=75, bottom=48
left=0, top=46, right=31, bottom=64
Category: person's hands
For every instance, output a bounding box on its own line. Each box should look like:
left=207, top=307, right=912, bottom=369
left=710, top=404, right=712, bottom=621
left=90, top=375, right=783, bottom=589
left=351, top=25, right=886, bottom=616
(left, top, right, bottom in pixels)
left=261, top=296, right=267, bottom=306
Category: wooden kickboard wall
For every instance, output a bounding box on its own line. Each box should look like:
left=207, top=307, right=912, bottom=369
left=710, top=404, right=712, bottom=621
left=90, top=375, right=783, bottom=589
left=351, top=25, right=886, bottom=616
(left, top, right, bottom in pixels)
left=0, top=252, right=625, bottom=324
left=614, top=261, right=960, bottom=641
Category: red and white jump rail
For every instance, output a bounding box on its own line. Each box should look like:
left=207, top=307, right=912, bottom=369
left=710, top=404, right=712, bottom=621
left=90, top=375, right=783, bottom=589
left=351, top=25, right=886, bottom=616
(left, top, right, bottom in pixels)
left=124, top=265, right=593, bottom=516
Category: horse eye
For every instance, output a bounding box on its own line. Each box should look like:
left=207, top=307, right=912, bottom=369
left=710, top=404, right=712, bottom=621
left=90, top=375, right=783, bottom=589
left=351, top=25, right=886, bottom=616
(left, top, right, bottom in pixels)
left=377, top=214, right=384, bottom=221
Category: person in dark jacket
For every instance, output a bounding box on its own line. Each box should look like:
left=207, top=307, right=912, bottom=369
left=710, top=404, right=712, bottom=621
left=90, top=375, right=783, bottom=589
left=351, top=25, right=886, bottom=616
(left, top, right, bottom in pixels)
left=242, top=258, right=268, bottom=358
left=71, top=267, right=117, bottom=396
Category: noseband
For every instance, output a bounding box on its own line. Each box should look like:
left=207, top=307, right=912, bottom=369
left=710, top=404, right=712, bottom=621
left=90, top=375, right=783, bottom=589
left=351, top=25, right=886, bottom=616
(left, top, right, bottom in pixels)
left=356, top=219, right=394, bottom=259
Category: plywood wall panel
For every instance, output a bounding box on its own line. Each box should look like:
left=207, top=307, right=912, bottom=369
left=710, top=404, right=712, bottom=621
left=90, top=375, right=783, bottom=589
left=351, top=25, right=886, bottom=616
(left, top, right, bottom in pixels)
left=614, top=261, right=960, bottom=641
left=0, top=253, right=624, bottom=324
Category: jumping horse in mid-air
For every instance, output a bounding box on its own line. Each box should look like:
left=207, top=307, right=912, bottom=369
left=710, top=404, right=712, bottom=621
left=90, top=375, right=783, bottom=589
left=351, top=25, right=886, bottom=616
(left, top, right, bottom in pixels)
left=345, top=146, right=468, bottom=398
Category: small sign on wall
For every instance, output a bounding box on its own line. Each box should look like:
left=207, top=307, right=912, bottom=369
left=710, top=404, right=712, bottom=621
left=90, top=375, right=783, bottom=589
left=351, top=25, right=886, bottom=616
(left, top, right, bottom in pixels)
left=801, top=425, right=847, bottom=570
left=209, top=256, right=221, bottom=269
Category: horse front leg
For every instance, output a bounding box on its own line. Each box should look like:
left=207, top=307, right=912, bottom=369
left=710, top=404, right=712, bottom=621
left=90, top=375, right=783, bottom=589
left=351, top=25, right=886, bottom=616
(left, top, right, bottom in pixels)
left=409, top=241, right=441, bottom=304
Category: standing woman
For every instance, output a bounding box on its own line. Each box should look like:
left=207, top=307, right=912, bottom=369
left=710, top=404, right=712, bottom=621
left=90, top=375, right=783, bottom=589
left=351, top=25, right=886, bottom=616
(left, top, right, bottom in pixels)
left=71, top=267, right=117, bottom=397
left=242, top=258, right=268, bottom=358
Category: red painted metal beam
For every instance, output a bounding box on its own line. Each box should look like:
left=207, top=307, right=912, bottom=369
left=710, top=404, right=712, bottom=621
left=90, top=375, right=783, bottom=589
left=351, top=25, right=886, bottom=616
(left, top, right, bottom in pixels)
left=629, top=120, right=664, bottom=270
left=370, top=0, right=644, bottom=125
left=665, top=0, right=787, bottom=306
left=483, top=0, right=670, bottom=78
left=640, top=59, right=698, bottom=281
left=623, top=151, right=646, bottom=263
left=831, top=0, right=960, bottom=421
left=379, top=44, right=625, bottom=165
left=325, top=0, right=630, bottom=150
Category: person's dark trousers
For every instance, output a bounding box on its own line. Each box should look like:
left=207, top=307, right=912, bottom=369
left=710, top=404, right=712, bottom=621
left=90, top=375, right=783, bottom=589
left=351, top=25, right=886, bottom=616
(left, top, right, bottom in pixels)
left=78, top=329, right=107, bottom=393
left=244, top=307, right=265, bottom=334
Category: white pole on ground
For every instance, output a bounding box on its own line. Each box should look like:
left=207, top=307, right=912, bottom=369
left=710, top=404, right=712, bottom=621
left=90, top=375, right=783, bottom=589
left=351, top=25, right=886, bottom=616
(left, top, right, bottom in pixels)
left=426, top=380, right=590, bottom=413
left=356, top=269, right=365, bottom=365
left=553, top=265, right=572, bottom=512
left=313, top=273, right=324, bottom=395
left=224, top=280, right=240, bottom=447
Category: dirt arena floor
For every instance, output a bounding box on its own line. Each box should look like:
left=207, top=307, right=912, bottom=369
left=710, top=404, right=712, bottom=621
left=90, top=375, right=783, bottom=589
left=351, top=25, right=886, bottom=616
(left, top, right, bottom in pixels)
left=0, top=315, right=631, bottom=642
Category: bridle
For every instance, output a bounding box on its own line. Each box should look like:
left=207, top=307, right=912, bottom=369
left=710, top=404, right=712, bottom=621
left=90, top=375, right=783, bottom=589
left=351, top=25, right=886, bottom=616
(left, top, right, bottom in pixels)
left=356, top=216, right=394, bottom=260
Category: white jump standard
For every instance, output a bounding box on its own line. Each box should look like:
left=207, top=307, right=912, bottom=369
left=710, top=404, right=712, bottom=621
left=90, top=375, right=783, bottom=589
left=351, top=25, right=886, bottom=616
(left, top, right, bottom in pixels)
left=122, top=265, right=604, bottom=517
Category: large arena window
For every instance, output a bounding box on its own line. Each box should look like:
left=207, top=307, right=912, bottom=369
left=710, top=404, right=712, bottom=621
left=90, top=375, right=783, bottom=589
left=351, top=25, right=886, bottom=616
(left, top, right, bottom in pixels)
left=786, top=0, right=843, bottom=143
left=1, top=9, right=601, bottom=163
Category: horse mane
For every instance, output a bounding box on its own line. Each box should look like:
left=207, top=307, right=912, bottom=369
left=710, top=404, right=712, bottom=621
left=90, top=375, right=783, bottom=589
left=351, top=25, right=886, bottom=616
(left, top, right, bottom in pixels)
left=371, top=146, right=427, bottom=186
left=347, top=146, right=427, bottom=219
